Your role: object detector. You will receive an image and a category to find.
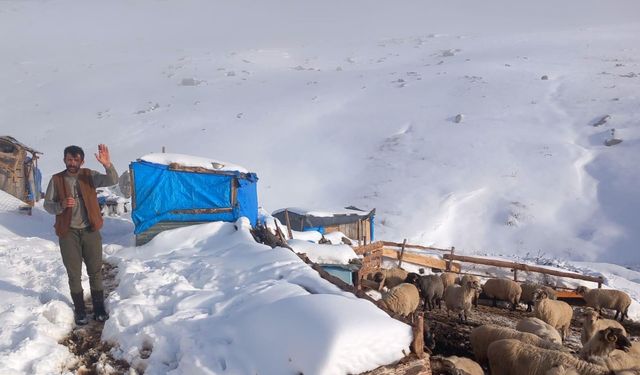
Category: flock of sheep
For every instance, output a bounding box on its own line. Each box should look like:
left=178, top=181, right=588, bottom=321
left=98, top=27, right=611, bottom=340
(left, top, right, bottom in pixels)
left=371, top=267, right=638, bottom=375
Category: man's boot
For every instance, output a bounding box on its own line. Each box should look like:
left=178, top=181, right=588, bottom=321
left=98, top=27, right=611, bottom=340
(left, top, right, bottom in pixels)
left=91, top=290, right=109, bottom=322
left=71, top=292, right=88, bottom=326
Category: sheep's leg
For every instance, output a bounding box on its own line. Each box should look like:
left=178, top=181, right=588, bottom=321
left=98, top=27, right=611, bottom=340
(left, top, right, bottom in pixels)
left=492, top=297, right=497, bottom=307
left=526, top=303, right=532, bottom=312
left=615, top=310, right=620, bottom=320
left=511, top=300, right=517, bottom=311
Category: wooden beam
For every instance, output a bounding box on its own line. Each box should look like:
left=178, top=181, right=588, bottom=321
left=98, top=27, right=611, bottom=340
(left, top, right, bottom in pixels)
left=383, top=248, right=461, bottom=272
left=353, top=241, right=384, bottom=256
left=284, top=209, right=293, bottom=239
left=382, top=241, right=451, bottom=253
left=398, top=239, right=407, bottom=268
left=443, top=254, right=603, bottom=284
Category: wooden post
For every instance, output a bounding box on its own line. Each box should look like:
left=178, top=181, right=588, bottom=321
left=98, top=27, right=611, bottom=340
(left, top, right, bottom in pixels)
left=398, top=239, right=408, bottom=268
left=447, top=247, right=455, bottom=271
left=598, top=277, right=603, bottom=289
left=411, top=312, right=425, bottom=358
left=162, top=146, right=166, bottom=153
left=357, top=220, right=361, bottom=246
left=513, top=269, right=518, bottom=282
left=284, top=209, right=293, bottom=240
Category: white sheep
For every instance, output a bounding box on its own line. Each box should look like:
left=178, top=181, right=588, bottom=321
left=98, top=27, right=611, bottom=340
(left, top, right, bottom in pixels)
left=470, top=324, right=566, bottom=364
left=596, top=342, right=640, bottom=373
left=580, top=327, right=632, bottom=361
left=544, top=365, right=581, bottom=375
left=581, top=307, right=628, bottom=345
left=458, top=274, right=481, bottom=307
left=487, top=338, right=626, bottom=375
left=373, top=267, right=409, bottom=289
left=441, top=272, right=459, bottom=289
left=577, top=286, right=632, bottom=322
left=482, top=278, right=522, bottom=310
left=521, top=283, right=557, bottom=312
left=431, top=355, right=484, bottom=375
left=378, top=282, right=420, bottom=317
left=444, top=279, right=482, bottom=323
left=516, top=317, right=563, bottom=345
left=533, top=289, right=574, bottom=340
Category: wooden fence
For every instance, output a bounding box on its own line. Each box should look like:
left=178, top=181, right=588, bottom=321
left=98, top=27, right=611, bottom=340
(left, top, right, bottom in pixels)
left=377, top=240, right=604, bottom=291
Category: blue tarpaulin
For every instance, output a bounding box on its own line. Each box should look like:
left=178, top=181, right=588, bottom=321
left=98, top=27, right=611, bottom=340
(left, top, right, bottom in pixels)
left=130, top=160, right=258, bottom=234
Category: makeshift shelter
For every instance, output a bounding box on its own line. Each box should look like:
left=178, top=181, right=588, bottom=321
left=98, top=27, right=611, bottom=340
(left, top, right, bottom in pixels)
left=130, top=153, right=258, bottom=246
left=273, top=207, right=375, bottom=244
left=0, top=136, right=42, bottom=206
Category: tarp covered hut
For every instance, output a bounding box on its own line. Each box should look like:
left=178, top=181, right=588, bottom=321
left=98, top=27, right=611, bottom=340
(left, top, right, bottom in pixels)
left=273, top=207, right=375, bottom=244
left=0, top=136, right=42, bottom=206
left=130, top=153, right=258, bottom=246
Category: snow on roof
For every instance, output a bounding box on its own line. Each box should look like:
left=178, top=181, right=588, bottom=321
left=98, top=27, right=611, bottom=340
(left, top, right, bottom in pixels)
left=273, top=207, right=371, bottom=217
left=288, top=239, right=358, bottom=264
left=139, top=152, right=249, bottom=173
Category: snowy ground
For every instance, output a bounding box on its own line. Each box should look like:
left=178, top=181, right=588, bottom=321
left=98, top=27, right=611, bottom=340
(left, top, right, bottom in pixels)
left=2, top=0, right=640, bottom=374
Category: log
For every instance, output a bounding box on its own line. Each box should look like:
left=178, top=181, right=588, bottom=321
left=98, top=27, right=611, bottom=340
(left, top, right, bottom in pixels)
left=412, top=312, right=425, bottom=359
left=442, top=254, right=603, bottom=284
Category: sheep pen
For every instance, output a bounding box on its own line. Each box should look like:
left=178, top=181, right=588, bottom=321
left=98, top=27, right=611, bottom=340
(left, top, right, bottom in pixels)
left=418, top=297, right=640, bottom=373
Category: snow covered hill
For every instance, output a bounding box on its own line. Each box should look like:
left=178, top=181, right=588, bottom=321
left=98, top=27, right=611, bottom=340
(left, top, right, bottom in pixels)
left=2, top=0, right=639, bottom=263
left=1, top=0, right=640, bottom=373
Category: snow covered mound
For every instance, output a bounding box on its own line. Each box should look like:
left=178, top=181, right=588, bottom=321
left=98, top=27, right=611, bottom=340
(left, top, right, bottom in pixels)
left=104, top=219, right=411, bottom=374
left=288, top=238, right=359, bottom=264
left=0, top=210, right=76, bottom=374
left=0, top=190, right=26, bottom=212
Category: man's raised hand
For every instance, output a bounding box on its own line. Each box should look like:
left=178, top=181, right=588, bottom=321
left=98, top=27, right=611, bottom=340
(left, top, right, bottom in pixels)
left=94, top=144, right=112, bottom=168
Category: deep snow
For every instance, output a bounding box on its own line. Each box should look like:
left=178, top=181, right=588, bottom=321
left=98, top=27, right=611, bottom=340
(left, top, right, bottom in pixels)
left=2, top=0, right=640, bottom=373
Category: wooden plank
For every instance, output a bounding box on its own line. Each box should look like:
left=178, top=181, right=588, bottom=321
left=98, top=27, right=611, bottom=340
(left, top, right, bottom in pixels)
left=353, top=241, right=384, bottom=256
left=129, top=166, right=137, bottom=210
left=383, top=248, right=461, bottom=272
left=398, top=239, right=407, bottom=268
left=284, top=209, right=293, bottom=239
left=382, top=241, right=451, bottom=253
left=443, top=254, right=603, bottom=284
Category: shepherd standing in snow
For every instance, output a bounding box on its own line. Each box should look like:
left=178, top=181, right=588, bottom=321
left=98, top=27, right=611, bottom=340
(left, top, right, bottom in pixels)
left=44, top=144, right=117, bottom=325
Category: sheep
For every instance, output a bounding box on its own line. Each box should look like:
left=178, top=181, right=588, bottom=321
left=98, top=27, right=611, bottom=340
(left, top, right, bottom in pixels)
left=458, top=274, right=481, bottom=307
left=487, top=338, right=622, bottom=375
left=441, top=272, right=459, bottom=289
left=544, top=365, right=581, bottom=375
left=378, top=282, right=420, bottom=317
left=533, top=288, right=574, bottom=340
left=470, top=324, right=566, bottom=364
left=431, top=355, right=484, bottom=375
left=516, top=317, right=563, bottom=345
left=444, top=279, right=482, bottom=323
left=580, top=327, right=632, bottom=361
left=521, top=283, right=557, bottom=312
left=482, top=278, right=522, bottom=310
left=577, top=286, right=632, bottom=322
left=373, top=267, right=409, bottom=289
left=596, top=342, right=640, bottom=373
left=412, top=274, right=444, bottom=310
left=581, top=307, right=628, bottom=345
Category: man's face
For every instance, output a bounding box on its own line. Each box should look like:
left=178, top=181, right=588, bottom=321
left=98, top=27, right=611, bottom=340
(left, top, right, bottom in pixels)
left=64, top=153, right=84, bottom=174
